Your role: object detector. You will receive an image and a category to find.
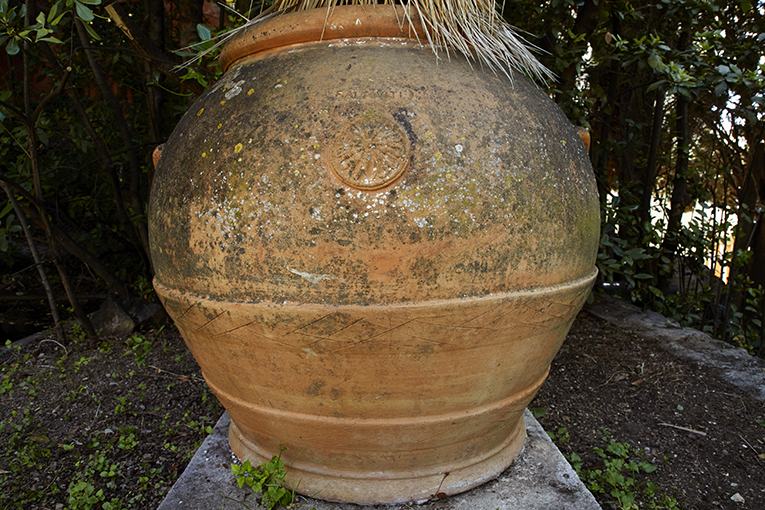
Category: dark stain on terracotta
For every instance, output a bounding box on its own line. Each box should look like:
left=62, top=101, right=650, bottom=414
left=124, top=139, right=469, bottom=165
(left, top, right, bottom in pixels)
left=392, top=108, right=418, bottom=149
left=410, top=257, right=439, bottom=287
left=307, top=380, right=325, bottom=397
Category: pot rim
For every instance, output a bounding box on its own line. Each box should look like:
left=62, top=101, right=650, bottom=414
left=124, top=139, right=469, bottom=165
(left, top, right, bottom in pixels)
left=220, top=5, right=426, bottom=72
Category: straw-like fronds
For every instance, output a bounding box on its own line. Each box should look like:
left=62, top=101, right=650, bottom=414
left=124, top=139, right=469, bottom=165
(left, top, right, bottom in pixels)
left=180, top=0, right=553, bottom=83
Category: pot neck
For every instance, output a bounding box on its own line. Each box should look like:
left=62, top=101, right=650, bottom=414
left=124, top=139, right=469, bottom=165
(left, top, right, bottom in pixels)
left=219, top=5, right=426, bottom=72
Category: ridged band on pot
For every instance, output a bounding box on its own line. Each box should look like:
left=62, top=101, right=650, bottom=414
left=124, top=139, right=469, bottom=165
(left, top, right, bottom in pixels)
left=149, top=5, right=600, bottom=504
left=157, top=273, right=593, bottom=503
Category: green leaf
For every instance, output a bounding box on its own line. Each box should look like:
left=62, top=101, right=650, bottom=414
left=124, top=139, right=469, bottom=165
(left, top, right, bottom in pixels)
left=37, top=127, right=49, bottom=145
left=196, top=23, right=211, bottom=41
left=82, top=19, right=100, bottom=40
left=678, top=87, right=694, bottom=100
left=6, top=37, right=19, bottom=55
left=530, top=406, right=549, bottom=419
left=714, top=81, right=727, bottom=96
left=47, top=1, right=59, bottom=22
left=74, top=1, right=94, bottom=22
left=0, top=202, right=13, bottom=219
left=34, top=28, right=52, bottom=41
left=647, top=54, right=663, bottom=70
left=624, top=247, right=649, bottom=260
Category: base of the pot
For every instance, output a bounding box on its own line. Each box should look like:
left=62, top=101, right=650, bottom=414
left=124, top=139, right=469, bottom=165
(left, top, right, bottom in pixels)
left=229, top=417, right=526, bottom=505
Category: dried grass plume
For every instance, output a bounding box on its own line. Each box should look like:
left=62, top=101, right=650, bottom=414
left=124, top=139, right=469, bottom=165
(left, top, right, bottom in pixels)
left=184, top=0, right=553, bottom=83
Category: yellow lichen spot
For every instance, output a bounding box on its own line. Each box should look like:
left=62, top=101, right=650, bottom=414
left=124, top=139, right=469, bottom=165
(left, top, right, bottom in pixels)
left=234, top=143, right=243, bottom=153
left=217, top=123, right=223, bottom=129
left=201, top=152, right=207, bottom=158
left=238, top=158, right=243, bottom=162
left=247, top=89, right=255, bottom=95
left=434, top=152, right=442, bottom=161
left=197, top=108, right=204, bottom=116
left=220, top=100, right=226, bottom=105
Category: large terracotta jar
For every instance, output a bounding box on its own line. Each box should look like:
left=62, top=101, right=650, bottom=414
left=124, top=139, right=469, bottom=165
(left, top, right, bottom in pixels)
left=149, top=5, right=599, bottom=505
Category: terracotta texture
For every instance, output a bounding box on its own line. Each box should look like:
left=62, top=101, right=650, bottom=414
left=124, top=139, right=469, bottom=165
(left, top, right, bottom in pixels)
left=149, top=5, right=599, bottom=504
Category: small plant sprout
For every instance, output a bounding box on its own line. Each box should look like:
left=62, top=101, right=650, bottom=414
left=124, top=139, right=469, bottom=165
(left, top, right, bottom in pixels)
left=230, top=445, right=296, bottom=510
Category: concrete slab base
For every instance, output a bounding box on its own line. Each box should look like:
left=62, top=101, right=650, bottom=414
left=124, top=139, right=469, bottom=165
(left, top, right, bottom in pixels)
left=158, top=410, right=601, bottom=510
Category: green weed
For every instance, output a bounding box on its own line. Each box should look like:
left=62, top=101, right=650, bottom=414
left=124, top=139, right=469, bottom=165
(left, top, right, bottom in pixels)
left=547, top=426, right=571, bottom=444
left=230, top=445, right=295, bottom=510
left=560, top=430, right=679, bottom=510
left=125, top=334, right=154, bottom=367
left=117, top=426, right=139, bottom=451
left=73, top=355, right=92, bottom=372
left=529, top=406, right=549, bottom=419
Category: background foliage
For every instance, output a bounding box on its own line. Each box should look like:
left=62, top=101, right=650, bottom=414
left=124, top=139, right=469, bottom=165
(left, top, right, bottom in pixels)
left=0, top=0, right=763, bottom=355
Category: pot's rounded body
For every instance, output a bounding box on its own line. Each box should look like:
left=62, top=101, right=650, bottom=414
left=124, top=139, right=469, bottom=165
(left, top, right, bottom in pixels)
left=149, top=6, right=599, bottom=504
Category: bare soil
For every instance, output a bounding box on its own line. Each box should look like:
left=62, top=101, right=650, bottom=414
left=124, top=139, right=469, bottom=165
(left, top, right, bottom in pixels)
left=531, top=311, right=765, bottom=510
left=1, top=309, right=763, bottom=509
left=0, top=326, right=222, bottom=510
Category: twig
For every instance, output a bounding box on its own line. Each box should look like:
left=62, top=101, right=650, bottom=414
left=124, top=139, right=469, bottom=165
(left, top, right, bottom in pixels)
left=601, top=371, right=629, bottom=386
left=39, top=339, right=68, bottom=356
left=31, top=67, right=72, bottom=125
left=0, top=178, right=63, bottom=340
left=658, top=422, right=707, bottom=436
left=148, top=365, right=197, bottom=380
left=738, top=434, right=761, bottom=456
left=581, top=352, right=597, bottom=363
left=105, top=2, right=206, bottom=95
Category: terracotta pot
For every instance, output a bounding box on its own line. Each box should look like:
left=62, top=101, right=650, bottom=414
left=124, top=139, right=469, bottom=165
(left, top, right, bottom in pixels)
left=149, top=5, right=599, bottom=504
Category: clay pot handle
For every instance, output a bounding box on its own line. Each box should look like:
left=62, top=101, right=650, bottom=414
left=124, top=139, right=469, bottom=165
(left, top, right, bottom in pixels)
left=152, top=144, right=164, bottom=168
left=576, top=127, right=590, bottom=152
